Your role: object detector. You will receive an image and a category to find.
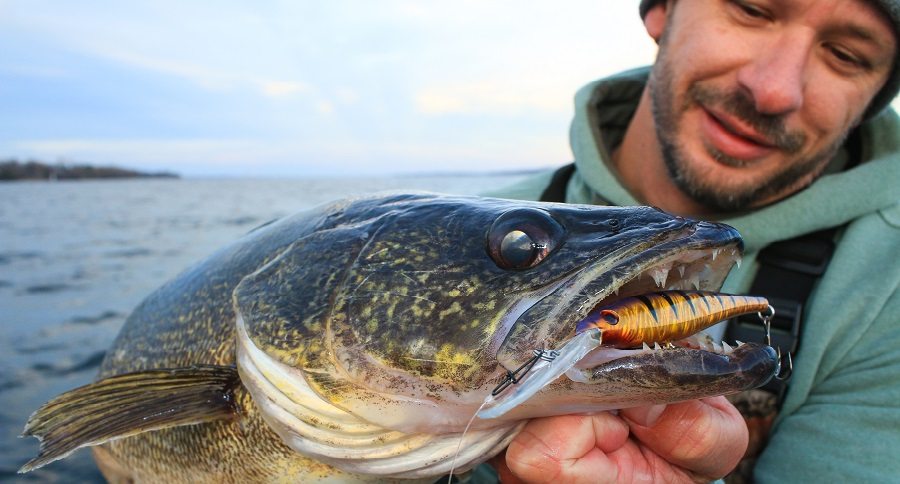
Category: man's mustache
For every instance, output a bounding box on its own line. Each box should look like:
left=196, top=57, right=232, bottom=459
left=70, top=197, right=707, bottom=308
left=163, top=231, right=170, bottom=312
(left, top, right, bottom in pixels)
left=688, top=85, right=806, bottom=154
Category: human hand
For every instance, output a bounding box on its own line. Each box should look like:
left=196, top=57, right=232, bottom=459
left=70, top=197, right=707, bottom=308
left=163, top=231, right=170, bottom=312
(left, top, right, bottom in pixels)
left=490, top=396, right=748, bottom=483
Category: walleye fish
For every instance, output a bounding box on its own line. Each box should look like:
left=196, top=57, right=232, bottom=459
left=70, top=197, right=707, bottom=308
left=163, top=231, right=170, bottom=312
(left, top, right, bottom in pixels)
left=20, top=193, right=779, bottom=482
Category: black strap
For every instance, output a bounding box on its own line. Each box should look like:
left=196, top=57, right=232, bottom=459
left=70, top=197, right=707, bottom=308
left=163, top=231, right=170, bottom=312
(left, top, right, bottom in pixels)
left=725, top=227, right=839, bottom=404
left=539, top=163, right=576, bottom=203
left=724, top=125, right=859, bottom=406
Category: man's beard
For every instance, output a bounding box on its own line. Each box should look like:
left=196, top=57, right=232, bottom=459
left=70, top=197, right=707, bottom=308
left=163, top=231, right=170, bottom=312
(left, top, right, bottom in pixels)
left=648, top=45, right=848, bottom=212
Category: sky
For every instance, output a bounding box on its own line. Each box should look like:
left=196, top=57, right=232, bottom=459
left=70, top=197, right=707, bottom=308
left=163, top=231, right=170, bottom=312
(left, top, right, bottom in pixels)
left=0, top=1, right=660, bottom=177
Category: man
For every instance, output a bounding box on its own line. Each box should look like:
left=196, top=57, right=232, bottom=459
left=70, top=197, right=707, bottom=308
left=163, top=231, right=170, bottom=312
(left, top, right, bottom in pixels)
left=484, top=0, right=900, bottom=482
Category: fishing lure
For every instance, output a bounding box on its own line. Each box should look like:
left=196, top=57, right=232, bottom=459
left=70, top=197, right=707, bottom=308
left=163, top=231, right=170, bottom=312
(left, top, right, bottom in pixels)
left=478, top=290, right=775, bottom=419
left=576, top=290, right=770, bottom=347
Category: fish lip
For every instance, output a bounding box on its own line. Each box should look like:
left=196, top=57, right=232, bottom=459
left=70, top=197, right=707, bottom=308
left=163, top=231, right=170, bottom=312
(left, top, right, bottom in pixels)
left=570, top=342, right=778, bottom=391
left=571, top=335, right=768, bottom=372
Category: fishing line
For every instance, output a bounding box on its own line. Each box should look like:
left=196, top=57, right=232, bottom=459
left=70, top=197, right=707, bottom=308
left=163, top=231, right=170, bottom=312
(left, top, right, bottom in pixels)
left=447, top=398, right=490, bottom=483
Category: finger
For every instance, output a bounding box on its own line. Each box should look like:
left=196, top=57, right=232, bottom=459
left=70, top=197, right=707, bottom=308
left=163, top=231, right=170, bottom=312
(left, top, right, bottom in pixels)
left=620, top=397, right=748, bottom=480
left=504, top=413, right=630, bottom=484
left=490, top=450, right=530, bottom=484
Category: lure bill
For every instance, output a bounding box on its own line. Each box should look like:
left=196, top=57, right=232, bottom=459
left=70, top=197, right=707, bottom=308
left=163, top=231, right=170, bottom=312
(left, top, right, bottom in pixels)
left=576, top=290, right=770, bottom=347
left=477, top=329, right=602, bottom=419
left=480, top=290, right=770, bottom=419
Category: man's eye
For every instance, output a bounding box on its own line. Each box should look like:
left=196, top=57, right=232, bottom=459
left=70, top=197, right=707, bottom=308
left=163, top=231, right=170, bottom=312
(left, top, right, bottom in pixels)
left=826, top=44, right=871, bottom=72
left=730, top=0, right=771, bottom=21
left=832, top=48, right=858, bottom=64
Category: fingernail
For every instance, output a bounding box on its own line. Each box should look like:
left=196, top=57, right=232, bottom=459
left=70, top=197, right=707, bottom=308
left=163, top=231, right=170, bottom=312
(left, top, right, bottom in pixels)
left=622, top=404, right=667, bottom=427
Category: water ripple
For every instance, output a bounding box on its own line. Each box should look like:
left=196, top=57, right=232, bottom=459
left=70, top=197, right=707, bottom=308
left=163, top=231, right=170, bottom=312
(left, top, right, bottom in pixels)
left=71, top=310, right=123, bottom=325
left=23, top=283, right=72, bottom=294
left=0, top=251, right=43, bottom=265
left=31, top=351, right=106, bottom=378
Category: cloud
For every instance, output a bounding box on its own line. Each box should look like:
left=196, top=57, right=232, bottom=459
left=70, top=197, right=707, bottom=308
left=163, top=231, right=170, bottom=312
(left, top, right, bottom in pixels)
left=414, top=80, right=569, bottom=116
left=82, top=45, right=240, bottom=92
left=315, top=101, right=336, bottom=115
left=258, top=80, right=311, bottom=98
left=1, top=2, right=658, bottom=176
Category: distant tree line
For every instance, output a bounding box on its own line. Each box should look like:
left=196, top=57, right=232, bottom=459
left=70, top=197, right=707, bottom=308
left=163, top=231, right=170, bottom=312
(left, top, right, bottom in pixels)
left=0, top=160, right=179, bottom=181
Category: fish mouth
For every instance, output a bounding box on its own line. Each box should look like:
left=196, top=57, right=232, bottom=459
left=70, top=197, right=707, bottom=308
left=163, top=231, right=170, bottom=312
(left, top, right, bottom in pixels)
left=565, top=222, right=745, bottom=360
left=486, top=221, right=778, bottom=416
left=498, top=221, right=745, bottom=359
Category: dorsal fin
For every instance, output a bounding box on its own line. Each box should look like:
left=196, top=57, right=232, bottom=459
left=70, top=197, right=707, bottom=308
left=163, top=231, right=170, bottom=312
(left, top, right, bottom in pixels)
left=19, top=364, right=240, bottom=473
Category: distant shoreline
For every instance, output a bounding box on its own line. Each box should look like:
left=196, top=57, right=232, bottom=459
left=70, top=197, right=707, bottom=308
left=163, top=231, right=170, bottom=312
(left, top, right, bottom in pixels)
left=0, top=160, right=179, bottom=181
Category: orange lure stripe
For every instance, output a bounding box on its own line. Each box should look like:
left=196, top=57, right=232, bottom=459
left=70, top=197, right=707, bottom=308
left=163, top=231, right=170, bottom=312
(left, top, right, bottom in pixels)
left=576, top=290, right=769, bottom=347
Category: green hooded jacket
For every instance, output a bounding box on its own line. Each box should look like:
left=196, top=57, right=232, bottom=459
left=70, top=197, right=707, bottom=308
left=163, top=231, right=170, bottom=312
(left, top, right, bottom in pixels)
left=485, top=67, right=900, bottom=482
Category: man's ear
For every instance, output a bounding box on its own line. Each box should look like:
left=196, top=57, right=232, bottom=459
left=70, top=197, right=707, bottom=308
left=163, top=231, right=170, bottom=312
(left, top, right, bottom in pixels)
left=644, top=1, right=670, bottom=44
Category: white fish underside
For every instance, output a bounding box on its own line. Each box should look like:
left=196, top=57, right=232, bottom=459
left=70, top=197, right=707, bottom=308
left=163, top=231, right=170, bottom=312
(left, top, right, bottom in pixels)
left=236, top=314, right=523, bottom=479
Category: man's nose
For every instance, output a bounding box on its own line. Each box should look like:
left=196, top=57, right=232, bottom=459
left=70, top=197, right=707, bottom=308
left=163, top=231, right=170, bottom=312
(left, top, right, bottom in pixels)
left=736, top=32, right=810, bottom=115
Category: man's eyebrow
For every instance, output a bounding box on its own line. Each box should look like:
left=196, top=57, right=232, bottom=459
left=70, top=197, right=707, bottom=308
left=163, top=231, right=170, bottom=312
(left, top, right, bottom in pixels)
left=842, top=24, right=880, bottom=43
left=832, top=23, right=892, bottom=48
left=828, top=23, right=896, bottom=61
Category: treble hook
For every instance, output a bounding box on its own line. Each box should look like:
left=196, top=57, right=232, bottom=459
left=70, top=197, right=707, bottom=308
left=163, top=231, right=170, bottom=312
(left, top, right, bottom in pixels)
left=775, top=347, right=793, bottom=381
left=756, top=306, right=792, bottom=381
left=757, top=305, right=775, bottom=346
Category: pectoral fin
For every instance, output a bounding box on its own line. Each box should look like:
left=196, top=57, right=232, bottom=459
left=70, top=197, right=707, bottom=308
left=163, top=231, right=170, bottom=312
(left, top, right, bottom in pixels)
left=19, top=364, right=240, bottom=473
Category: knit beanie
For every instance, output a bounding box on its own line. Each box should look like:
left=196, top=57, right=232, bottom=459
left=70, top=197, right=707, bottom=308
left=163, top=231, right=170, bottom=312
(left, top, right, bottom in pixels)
left=637, top=0, right=900, bottom=118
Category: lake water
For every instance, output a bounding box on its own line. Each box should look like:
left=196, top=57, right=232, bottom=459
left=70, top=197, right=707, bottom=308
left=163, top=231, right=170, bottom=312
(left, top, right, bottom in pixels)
left=0, top=174, right=531, bottom=482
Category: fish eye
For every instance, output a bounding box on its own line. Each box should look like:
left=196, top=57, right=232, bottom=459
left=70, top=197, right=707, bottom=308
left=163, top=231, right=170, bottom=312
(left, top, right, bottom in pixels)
left=500, top=230, right=539, bottom=267
left=487, top=208, right=564, bottom=270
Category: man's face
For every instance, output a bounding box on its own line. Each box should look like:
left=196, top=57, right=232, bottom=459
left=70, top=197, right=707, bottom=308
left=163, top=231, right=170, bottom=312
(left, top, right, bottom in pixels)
left=649, top=0, right=896, bottom=211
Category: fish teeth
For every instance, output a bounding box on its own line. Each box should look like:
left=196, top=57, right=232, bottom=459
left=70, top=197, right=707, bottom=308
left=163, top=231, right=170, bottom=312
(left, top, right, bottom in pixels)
left=665, top=342, right=675, bottom=349
left=677, top=265, right=686, bottom=277
left=650, top=264, right=670, bottom=288
left=736, top=340, right=745, bottom=346
left=653, top=342, right=662, bottom=351
left=735, top=256, right=742, bottom=269
left=642, top=342, right=651, bottom=352
left=712, top=341, right=723, bottom=353
left=722, top=341, right=734, bottom=354
left=712, top=248, right=721, bottom=261
left=690, top=273, right=701, bottom=290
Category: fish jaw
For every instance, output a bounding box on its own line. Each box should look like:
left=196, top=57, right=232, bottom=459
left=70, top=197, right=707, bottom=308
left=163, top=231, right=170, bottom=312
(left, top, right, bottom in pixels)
left=496, top=343, right=778, bottom=419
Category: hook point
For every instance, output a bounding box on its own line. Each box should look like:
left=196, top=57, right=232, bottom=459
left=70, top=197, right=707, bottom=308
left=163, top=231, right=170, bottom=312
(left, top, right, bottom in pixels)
left=776, top=350, right=793, bottom=381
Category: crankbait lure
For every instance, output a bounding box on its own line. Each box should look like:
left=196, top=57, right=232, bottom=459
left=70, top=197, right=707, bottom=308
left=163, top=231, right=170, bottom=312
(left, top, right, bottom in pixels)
left=478, top=291, right=773, bottom=419
left=576, top=290, right=770, bottom=347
